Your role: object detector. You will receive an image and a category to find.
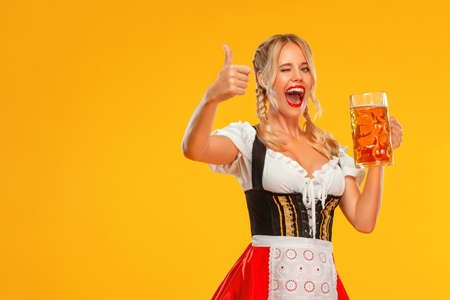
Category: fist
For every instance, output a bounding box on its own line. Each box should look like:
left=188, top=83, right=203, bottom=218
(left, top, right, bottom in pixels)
left=205, top=44, right=252, bottom=103
left=389, top=116, right=403, bottom=149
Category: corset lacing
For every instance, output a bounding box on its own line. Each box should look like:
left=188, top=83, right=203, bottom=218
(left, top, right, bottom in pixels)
left=302, top=177, right=328, bottom=239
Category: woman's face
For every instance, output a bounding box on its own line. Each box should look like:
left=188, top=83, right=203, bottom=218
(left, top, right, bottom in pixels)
left=268, top=42, right=314, bottom=119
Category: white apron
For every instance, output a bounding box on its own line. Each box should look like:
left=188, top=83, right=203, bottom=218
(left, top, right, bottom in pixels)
left=253, top=235, right=338, bottom=300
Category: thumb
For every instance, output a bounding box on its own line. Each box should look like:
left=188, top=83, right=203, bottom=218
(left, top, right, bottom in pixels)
left=223, top=44, right=233, bottom=66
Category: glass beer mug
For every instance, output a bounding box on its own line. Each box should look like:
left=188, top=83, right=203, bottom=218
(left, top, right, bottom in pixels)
left=349, top=91, right=393, bottom=167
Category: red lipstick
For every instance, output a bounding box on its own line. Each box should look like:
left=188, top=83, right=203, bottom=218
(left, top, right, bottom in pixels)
left=285, top=85, right=306, bottom=108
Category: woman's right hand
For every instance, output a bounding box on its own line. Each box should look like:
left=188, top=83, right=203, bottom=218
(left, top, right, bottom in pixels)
left=182, top=44, right=247, bottom=163
left=204, top=44, right=252, bottom=104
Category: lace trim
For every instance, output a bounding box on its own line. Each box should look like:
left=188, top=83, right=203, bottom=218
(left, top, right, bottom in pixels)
left=266, top=149, right=340, bottom=180
left=266, top=240, right=338, bottom=299
left=222, top=122, right=352, bottom=179
left=337, top=145, right=366, bottom=186
left=268, top=246, right=274, bottom=300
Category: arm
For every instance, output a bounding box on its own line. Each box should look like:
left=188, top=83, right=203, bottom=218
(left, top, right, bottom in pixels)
left=339, top=167, right=384, bottom=233
left=182, top=44, right=251, bottom=164
left=182, top=95, right=239, bottom=164
left=339, top=116, right=403, bottom=233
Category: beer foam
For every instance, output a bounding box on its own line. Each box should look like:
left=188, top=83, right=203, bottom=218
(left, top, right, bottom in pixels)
left=350, top=103, right=386, bottom=108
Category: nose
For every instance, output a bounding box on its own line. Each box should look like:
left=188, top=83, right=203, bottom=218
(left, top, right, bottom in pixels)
left=291, top=67, right=303, bottom=82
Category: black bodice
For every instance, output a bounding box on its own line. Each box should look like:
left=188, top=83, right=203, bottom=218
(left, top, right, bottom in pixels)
left=244, top=127, right=342, bottom=241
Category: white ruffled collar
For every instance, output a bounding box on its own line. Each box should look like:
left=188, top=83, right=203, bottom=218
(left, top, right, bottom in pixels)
left=266, top=146, right=348, bottom=180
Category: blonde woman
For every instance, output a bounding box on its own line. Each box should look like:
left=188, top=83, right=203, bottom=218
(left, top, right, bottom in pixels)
left=182, top=34, right=403, bottom=300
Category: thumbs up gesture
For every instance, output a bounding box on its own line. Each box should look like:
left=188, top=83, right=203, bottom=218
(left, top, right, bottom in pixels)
left=205, top=44, right=252, bottom=103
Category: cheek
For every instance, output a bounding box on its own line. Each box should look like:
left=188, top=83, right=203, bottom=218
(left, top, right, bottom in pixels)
left=305, top=80, right=314, bottom=96
left=269, top=88, right=285, bottom=106
left=307, top=75, right=315, bottom=87
left=275, top=76, right=290, bottom=93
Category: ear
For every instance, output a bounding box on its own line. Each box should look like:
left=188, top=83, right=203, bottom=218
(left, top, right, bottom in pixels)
left=257, top=70, right=265, bottom=87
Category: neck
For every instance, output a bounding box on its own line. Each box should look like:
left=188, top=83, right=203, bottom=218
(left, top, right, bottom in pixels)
left=266, top=109, right=306, bottom=139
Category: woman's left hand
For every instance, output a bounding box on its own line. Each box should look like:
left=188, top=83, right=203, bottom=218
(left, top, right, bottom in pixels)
left=389, top=116, right=403, bottom=149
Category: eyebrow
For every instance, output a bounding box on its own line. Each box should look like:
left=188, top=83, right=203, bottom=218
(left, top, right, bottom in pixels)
left=279, top=62, right=309, bottom=67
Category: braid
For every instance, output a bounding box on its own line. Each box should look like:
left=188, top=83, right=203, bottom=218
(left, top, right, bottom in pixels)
left=302, top=106, right=318, bottom=142
left=256, top=86, right=268, bottom=121
left=310, top=94, right=322, bottom=121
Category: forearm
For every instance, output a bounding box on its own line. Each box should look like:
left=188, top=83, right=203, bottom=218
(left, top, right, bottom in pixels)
left=355, top=166, right=384, bottom=232
left=182, top=92, right=219, bottom=159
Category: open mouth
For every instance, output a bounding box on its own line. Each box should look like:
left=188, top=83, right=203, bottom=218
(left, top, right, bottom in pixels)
left=285, top=85, right=305, bottom=108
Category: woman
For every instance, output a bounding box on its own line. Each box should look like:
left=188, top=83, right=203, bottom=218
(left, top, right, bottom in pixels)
left=182, top=34, right=403, bottom=299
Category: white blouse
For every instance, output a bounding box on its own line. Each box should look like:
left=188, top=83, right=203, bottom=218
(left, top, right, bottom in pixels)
left=208, top=121, right=366, bottom=237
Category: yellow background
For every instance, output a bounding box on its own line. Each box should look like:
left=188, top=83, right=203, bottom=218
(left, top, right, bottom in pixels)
left=2, top=0, right=449, bottom=299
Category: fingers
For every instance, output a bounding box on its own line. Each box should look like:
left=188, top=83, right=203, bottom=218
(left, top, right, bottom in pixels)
left=223, top=44, right=233, bottom=66
left=233, top=72, right=249, bottom=89
left=389, top=116, right=403, bottom=149
left=390, top=116, right=402, bottom=129
left=392, top=135, right=402, bottom=149
left=221, top=45, right=251, bottom=91
left=390, top=123, right=401, bottom=131
left=233, top=65, right=252, bottom=75
left=234, top=87, right=246, bottom=95
left=222, top=44, right=251, bottom=73
left=233, top=72, right=249, bottom=81
left=391, top=124, right=402, bottom=133
left=234, top=79, right=248, bottom=89
left=208, top=44, right=251, bottom=102
left=389, top=116, right=403, bottom=134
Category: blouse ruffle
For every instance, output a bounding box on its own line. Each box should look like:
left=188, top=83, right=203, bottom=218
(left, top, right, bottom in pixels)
left=266, top=149, right=340, bottom=180
left=207, top=121, right=254, bottom=190
left=207, top=121, right=366, bottom=189
left=337, top=145, right=366, bottom=187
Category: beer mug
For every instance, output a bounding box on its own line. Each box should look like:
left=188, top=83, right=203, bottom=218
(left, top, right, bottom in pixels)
left=349, top=91, right=393, bottom=167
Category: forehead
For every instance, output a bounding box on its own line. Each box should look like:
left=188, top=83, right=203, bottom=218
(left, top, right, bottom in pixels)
left=278, top=42, right=307, bottom=64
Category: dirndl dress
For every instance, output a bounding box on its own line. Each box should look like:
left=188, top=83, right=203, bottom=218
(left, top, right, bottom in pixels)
left=208, top=122, right=366, bottom=300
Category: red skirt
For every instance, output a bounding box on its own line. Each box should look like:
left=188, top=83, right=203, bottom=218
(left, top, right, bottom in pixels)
left=211, top=243, right=349, bottom=300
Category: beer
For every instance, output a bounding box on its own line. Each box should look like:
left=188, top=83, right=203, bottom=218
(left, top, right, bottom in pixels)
left=350, top=104, right=393, bottom=167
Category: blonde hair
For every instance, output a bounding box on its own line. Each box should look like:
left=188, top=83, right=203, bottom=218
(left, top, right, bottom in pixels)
left=252, top=33, right=340, bottom=159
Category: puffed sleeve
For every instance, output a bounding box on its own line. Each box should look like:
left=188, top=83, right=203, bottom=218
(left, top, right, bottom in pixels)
left=338, top=145, right=366, bottom=187
left=207, top=121, right=254, bottom=176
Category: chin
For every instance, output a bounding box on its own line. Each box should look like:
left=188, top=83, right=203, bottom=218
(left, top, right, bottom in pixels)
left=278, top=105, right=303, bottom=120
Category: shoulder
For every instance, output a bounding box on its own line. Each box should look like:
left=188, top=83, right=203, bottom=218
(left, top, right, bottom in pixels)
left=211, top=121, right=256, bottom=159
left=337, top=145, right=366, bottom=187
left=337, top=145, right=352, bottom=163
left=212, top=121, right=255, bottom=138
